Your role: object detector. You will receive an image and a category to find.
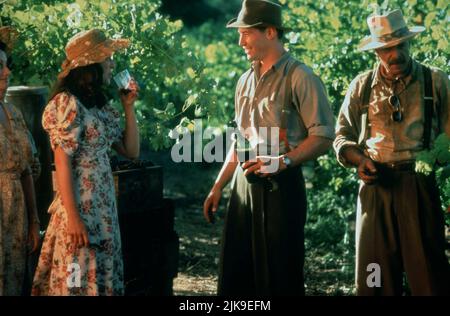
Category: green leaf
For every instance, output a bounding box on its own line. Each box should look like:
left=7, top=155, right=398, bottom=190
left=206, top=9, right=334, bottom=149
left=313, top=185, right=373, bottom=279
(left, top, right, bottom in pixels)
left=424, top=12, right=437, bottom=28
left=436, top=0, right=448, bottom=9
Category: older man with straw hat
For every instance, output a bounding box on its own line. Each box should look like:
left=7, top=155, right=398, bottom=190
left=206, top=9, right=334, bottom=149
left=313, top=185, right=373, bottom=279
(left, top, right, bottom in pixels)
left=334, top=9, right=450, bottom=295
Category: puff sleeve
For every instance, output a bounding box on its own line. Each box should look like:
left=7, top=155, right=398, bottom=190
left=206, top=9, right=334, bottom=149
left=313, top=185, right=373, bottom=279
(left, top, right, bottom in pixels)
left=42, top=92, right=82, bottom=156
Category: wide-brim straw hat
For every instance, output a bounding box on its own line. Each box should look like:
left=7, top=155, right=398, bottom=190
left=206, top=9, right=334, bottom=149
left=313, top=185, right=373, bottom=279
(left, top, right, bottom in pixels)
left=0, top=26, right=19, bottom=54
left=358, top=9, right=425, bottom=51
left=58, top=29, right=129, bottom=80
left=226, top=0, right=290, bottom=31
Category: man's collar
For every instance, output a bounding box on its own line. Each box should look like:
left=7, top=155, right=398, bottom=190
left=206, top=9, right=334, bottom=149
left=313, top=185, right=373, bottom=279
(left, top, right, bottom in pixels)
left=251, top=51, right=291, bottom=73
left=272, top=52, right=291, bottom=70
left=372, top=59, right=418, bottom=88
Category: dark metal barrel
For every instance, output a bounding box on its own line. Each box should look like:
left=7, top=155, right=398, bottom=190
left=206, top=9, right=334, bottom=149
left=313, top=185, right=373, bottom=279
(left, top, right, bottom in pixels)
left=6, top=86, right=53, bottom=228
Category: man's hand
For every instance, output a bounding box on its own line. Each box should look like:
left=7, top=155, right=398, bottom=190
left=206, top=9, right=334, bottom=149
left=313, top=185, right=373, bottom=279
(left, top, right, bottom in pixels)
left=242, top=155, right=286, bottom=178
left=358, top=157, right=378, bottom=184
left=203, top=188, right=222, bottom=223
left=340, top=146, right=378, bottom=184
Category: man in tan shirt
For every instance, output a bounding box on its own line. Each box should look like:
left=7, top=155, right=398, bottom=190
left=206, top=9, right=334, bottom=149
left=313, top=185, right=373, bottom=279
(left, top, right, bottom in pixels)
left=334, top=9, right=450, bottom=295
left=203, top=0, right=335, bottom=295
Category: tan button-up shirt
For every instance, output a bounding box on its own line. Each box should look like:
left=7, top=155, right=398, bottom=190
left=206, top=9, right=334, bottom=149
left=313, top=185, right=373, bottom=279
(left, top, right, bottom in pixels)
left=334, top=60, right=450, bottom=165
left=235, top=53, right=335, bottom=155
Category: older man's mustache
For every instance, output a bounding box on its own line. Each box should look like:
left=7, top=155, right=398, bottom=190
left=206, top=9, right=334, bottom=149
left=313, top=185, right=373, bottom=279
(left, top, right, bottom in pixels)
left=388, top=57, right=407, bottom=65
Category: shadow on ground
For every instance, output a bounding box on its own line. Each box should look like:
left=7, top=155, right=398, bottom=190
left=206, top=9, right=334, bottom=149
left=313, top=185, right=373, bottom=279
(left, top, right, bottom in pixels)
left=145, top=149, right=356, bottom=296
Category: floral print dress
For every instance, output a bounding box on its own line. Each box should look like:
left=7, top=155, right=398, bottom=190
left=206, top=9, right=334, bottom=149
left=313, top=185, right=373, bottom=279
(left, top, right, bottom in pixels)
left=32, top=92, right=124, bottom=296
left=0, top=103, right=39, bottom=296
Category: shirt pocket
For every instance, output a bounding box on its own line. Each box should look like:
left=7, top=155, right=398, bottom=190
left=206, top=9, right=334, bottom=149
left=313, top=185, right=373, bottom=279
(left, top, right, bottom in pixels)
left=263, top=99, right=282, bottom=128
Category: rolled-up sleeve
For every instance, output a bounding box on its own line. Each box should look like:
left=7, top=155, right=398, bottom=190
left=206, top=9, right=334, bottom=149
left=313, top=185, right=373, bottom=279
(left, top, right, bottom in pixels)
left=334, top=75, right=366, bottom=167
left=293, top=70, right=335, bottom=140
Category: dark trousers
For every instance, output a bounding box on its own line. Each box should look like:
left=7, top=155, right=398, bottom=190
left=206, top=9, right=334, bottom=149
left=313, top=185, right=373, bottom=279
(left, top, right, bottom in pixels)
left=218, top=165, right=307, bottom=296
left=356, top=168, right=450, bottom=295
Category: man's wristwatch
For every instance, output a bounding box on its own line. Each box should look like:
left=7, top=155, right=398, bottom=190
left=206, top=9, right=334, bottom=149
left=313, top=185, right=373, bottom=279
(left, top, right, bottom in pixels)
left=281, top=155, right=292, bottom=168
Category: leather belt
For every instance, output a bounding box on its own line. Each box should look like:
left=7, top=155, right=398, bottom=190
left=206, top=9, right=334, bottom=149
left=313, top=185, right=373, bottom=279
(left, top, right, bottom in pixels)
left=375, top=161, right=416, bottom=172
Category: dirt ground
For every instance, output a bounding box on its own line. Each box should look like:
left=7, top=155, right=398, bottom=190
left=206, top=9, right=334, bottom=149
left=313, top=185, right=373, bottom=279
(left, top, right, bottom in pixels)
left=145, top=149, right=450, bottom=296
left=145, top=149, right=356, bottom=296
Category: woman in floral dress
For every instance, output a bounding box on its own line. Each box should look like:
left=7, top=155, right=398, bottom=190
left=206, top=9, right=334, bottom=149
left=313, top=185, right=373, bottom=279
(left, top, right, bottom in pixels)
left=32, top=29, right=139, bottom=296
left=0, top=26, right=41, bottom=296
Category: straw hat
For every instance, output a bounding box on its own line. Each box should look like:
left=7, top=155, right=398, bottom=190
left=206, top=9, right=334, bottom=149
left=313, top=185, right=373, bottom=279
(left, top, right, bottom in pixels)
left=358, top=9, right=425, bottom=51
left=58, top=29, right=129, bottom=79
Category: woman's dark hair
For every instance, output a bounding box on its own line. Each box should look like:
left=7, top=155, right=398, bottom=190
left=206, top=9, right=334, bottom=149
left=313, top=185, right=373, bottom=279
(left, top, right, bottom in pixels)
left=50, top=63, right=110, bottom=109
left=0, top=40, right=13, bottom=70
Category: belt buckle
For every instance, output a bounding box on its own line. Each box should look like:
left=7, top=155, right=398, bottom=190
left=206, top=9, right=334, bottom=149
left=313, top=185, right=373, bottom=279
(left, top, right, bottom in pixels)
left=386, top=161, right=415, bottom=171
left=267, top=177, right=279, bottom=192
left=387, top=162, right=398, bottom=169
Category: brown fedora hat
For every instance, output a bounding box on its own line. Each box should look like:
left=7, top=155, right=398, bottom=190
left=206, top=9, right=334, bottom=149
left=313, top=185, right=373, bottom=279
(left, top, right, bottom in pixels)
left=226, top=0, right=289, bottom=30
